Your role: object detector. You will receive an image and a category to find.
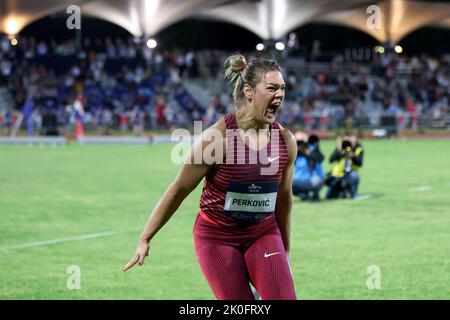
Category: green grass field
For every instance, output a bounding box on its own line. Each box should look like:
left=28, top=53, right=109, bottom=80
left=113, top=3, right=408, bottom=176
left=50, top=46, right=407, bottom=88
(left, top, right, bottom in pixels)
left=1, top=139, right=449, bottom=299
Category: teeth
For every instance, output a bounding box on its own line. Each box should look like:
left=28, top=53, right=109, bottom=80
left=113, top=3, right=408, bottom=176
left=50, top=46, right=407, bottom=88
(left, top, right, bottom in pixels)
left=267, top=103, right=280, bottom=117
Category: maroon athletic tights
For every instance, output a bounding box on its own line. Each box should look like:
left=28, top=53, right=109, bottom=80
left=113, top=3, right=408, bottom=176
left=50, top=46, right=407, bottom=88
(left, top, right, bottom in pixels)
left=193, top=212, right=297, bottom=300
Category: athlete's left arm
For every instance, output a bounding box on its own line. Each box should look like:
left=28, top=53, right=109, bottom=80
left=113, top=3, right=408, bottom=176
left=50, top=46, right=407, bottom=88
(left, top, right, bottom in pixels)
left=275, top=127, right=298, bottom=254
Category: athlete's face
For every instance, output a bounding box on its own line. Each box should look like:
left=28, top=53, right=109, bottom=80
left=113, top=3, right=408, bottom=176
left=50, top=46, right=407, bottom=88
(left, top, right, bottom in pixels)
left=246, top=70, right=286, bottom=125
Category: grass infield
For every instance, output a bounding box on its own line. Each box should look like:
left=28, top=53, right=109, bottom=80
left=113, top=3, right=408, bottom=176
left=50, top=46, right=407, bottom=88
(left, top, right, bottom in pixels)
left=0, top=139, right=449, bottom=299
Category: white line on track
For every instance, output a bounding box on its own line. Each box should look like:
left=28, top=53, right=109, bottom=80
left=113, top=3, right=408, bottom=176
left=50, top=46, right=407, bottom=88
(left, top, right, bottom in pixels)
left=0, top=231, right=119, bottom=251
left=412, top=185, right=431, bottom=192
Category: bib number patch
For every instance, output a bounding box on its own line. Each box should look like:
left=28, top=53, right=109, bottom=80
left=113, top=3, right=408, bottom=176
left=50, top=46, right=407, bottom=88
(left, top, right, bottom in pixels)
left=224, top=181, right=279, bottom=221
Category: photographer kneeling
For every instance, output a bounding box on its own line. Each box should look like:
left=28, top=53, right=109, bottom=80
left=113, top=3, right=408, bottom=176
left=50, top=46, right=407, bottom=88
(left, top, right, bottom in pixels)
left=292, top=133, right=325, bottom=202
left=326, top=135, right=364, bottom=199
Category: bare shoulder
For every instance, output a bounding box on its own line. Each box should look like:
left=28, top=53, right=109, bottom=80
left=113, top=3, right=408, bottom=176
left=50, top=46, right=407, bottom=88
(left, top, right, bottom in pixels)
left=277, top=123, right=297, bottom=161
left=212, top=117, right=227, bottom=133
left=189, top=117, right=226, bottom=165
left=202, top=117, right=226, bottom=138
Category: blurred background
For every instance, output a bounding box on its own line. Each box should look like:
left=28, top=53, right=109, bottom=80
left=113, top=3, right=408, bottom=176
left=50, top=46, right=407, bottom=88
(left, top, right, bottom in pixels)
left=1, top=0, right=450, bottom=140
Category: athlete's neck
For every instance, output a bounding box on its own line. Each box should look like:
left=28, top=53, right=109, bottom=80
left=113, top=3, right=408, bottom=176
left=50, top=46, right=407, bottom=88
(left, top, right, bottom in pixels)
left=235, top=106, right=270, bottom=132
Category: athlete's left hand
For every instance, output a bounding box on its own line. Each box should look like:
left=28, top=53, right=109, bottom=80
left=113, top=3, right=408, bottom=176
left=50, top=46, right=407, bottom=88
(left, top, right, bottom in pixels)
left=122, top=240, right=150, bottom=271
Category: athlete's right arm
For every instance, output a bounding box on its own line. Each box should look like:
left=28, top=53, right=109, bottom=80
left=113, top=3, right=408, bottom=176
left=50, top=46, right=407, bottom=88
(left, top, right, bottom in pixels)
left=123, top=118, right=226, bottom=271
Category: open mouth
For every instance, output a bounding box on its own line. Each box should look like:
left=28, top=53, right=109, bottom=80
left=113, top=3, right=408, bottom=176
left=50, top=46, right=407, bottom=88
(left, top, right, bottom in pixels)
left=266, top=102, right=281, bottom=119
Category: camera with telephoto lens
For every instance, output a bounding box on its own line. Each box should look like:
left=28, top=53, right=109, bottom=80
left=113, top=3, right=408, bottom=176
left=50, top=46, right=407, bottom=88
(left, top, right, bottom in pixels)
left=342, top=140, right=352, bottom=153
left=297, top=137, right=308, bottom=149
left=341, top=140, right=353, bottom=173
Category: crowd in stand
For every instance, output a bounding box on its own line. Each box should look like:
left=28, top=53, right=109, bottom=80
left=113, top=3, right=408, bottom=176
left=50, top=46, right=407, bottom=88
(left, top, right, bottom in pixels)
left=278, top=53, right=450, bottom=133
left=0, top=36, right=215, bottom=136
left=0, top=36, right=449, bottom=136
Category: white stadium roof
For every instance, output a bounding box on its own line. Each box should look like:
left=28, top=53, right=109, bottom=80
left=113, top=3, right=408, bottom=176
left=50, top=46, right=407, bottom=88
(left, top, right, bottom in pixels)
left=317, top=0, right=450, bottom=43
left=0, top=0, right=85, bottom=35
left=194, top=0, right=375, bottom=40
left=1, top=0, right=450, bottom=43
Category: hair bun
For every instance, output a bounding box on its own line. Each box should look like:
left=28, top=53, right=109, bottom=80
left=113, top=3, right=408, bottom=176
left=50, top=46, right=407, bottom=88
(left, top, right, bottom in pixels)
left=224, top=55, right=247, bottom=82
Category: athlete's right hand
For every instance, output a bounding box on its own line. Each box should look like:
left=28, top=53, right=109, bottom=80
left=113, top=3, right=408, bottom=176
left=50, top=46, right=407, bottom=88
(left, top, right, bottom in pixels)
left=122, top=240, right=150, bottom=271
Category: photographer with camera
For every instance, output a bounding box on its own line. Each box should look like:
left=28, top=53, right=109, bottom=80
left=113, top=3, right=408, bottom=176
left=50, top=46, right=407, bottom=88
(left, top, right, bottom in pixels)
left=292, top=133, right=325, bottom=202
left=325, top=135, right=364, bottom=199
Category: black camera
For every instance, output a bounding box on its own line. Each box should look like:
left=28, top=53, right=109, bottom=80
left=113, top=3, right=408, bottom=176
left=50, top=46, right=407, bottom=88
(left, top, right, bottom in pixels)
left=308, top=134, right=319, bottom=146
left=342, top=140, right=352, bottom=153
left=296, top=139, right=308, bottom=157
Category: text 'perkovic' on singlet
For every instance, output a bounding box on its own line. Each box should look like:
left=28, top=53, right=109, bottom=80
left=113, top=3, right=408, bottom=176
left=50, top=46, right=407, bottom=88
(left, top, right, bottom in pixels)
left=199, top=113, right=289, bottom=226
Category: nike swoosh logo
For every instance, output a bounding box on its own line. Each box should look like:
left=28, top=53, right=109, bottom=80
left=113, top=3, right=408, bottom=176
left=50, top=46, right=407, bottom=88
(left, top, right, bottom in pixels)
left=264, top=252, right=281, bottom=258
left=267, top=156, right=280, bottom=163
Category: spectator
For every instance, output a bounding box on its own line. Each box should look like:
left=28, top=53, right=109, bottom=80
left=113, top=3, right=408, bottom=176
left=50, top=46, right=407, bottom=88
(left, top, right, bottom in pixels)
left=0, top=34, right=449, bottom=136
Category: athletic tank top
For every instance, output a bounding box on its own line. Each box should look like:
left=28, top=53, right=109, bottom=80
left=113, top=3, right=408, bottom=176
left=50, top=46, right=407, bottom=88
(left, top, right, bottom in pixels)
left=199, top=113, right=289, bottom=226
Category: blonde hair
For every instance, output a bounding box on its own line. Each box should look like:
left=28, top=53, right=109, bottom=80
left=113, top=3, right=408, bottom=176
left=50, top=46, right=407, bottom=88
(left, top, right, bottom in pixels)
left=224, top=54, right=281, bottom=108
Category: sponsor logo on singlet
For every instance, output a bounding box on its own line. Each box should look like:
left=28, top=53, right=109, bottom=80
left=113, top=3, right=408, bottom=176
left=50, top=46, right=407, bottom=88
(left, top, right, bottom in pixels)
left=224, top=181, right=279, bottom=221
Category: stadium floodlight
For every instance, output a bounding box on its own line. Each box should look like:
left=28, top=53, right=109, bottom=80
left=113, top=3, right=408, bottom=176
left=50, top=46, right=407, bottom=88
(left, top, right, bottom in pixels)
left=5, top=18, right=20, bottom=35
left=394, top=45, right=403, bottom=53
left=375, top=46, right=385, bottom=54
left=256, top=43, right=265, bottom=51
left=275, top=42, right=285, bottom=51
left=146, top=38, right=157, bottom=49
left=10, top=38, right=18, bottom=46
